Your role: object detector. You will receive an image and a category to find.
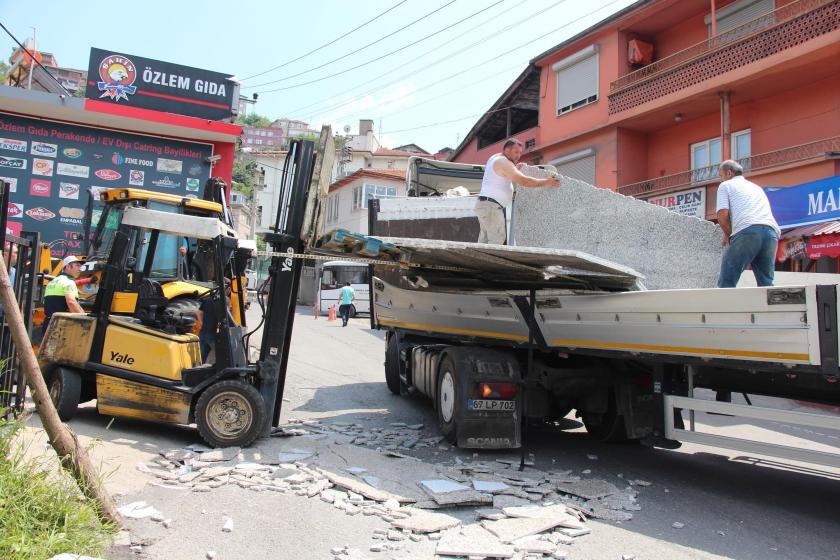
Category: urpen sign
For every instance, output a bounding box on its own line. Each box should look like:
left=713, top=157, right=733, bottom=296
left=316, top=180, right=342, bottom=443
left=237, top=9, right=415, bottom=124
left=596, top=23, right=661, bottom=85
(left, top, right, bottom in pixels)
left=85, top=47, right=239, bottom=121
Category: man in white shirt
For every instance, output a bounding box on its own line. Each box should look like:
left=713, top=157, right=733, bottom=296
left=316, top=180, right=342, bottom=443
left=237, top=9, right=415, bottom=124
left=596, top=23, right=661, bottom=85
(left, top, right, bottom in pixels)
left=715, top=159, right=780, bottom=288
left=476, top=139, right=561, bottom=244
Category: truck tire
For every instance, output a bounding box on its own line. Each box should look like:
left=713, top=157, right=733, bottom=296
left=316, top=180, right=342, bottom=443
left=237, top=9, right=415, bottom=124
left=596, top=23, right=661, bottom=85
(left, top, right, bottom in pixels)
left=385, top=334, right=401, bottom=395
left=48, top=367, right=82, bottom=422
left=582, top=389, right=628, bottom=442
left=436, top=355, right=461, bottom=445
left=195, top=380, right=266, bottom=448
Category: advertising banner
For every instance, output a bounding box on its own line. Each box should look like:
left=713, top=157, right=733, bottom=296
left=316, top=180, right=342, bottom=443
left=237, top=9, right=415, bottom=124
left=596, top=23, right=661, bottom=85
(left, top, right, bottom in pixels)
left=85, top=48, right=237, bottom=121
left=0, top=112, right=212, bottom=255
left=645, top=187, right=706, bottom=218
left=765, top=175, right=840, bottom=228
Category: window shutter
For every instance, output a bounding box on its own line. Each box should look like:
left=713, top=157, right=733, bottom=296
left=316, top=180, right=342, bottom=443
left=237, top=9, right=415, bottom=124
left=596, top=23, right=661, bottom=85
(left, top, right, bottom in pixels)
left=555, top=47, right=599, bottom=114
left=707, top=0, right=775, bottom=38
left=555, top=155, right=596, bottom=185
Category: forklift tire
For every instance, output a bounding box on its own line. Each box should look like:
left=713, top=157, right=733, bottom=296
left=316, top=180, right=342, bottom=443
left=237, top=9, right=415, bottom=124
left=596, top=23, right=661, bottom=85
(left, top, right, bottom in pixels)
left=436, top=355, right=460, bottom=445
left=385, top=335, right=401, bottom=395
left=195, top=380, right=266, bottom=448
left=48, top=367, right=82, bottom=422
left=582, top=389, right=628, bottom=442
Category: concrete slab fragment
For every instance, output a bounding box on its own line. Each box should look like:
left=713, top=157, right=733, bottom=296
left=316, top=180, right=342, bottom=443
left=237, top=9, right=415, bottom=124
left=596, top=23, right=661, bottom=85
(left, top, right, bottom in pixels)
left=198, top=447, right=240, bottom=462
left=319, top=468, right=413, bottom=504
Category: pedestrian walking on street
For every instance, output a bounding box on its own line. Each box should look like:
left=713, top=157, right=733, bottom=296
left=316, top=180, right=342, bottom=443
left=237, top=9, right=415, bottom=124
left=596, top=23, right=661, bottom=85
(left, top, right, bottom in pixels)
left=715, top=159, right=780, bottom=288
left=338, top=282, right=355, bottom=327
left=476, top=138, right=561, bottom=245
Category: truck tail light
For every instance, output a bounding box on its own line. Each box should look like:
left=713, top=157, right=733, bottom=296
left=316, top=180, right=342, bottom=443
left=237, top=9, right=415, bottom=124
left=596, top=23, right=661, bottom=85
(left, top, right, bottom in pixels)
left=477, top=383, right=518, bottom=400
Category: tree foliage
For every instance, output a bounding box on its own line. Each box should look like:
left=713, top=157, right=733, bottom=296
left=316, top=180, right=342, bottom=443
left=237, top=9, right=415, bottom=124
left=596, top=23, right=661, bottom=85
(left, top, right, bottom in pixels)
left=236, top=113, right=273, bottom=127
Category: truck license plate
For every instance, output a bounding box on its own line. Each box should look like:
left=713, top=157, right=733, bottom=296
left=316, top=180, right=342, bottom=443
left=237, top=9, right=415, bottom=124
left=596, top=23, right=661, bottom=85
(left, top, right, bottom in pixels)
left=468, top=399, right=516, bottom=412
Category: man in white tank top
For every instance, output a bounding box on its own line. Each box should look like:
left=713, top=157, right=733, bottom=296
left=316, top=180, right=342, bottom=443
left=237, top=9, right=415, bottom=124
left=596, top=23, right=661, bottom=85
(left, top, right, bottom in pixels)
left=476, top=138, right=561, bottom=244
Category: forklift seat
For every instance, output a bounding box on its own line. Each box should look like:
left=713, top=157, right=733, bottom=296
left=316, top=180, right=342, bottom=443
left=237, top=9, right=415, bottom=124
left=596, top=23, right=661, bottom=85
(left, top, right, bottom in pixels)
left=134, top=279, right=197, bottom=334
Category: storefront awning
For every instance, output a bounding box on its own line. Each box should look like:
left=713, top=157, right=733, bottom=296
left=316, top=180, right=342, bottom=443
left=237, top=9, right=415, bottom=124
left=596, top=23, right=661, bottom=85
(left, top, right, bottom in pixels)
left=765, top=175, right=840, bottom=229
left=778, top=220, right=840, bottom=261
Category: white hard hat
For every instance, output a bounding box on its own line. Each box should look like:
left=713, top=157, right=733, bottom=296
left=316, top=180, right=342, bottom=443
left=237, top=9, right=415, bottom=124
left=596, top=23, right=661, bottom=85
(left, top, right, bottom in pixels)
left=61, top=255, right=81, bottom=269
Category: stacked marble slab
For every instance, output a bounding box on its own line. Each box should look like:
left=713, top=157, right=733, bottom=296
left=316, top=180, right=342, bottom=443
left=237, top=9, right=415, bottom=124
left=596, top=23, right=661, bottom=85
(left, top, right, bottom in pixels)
left=513, top=166, right=724, bottom=290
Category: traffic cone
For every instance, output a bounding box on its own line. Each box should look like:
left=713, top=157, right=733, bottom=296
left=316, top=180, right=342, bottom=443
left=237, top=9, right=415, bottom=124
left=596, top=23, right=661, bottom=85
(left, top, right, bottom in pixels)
left=328, top=304, right=336, bottom=322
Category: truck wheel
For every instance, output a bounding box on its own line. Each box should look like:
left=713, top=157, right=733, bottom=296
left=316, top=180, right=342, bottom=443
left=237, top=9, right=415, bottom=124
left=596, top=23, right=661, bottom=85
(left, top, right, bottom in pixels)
left=436, top=356, right=460, bottom=445
left=385, top=334, right=401, bottom=395
left=195, top=380, right=265, bottom=448
left=48, top=367, right=82, bottom=422
left=582, top=390, right=628, bottom=442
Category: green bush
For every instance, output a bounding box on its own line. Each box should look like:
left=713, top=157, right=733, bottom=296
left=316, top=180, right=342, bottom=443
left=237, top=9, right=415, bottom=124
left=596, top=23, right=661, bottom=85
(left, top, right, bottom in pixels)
left=0, top=413, right=116, bottom=559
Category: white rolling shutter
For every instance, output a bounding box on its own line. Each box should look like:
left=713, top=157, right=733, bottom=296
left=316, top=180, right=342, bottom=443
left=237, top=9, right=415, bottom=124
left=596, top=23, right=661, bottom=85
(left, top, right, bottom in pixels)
left=707, top=0, right=775, bottom=40
left=551, top=148, right=597, bottom=185
left=553, top=45, right=599, bottom=115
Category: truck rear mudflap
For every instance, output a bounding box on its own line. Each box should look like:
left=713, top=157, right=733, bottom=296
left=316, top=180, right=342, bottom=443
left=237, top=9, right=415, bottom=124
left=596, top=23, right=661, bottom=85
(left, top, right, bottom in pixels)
left=446, top=347, right=522, bottom=450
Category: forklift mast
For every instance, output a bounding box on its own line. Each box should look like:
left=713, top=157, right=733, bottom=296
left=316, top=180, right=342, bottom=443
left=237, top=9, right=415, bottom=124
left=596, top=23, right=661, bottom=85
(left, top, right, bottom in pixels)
left=257, top=127, right=333, bottom=432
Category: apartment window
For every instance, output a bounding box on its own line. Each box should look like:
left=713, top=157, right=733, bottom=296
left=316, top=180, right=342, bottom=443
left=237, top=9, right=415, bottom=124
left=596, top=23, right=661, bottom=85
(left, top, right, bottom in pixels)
left=706, top=0, right=775, bottom=43
left=352, top=186, right=363, bottom=210
left=255, top=139, right=263, bottom=145
left=359, top=184, right=397, bottom=209
left=553, top=45, right=599, bottom=116
left=690, top=129, right=751, bottom=182
left=326, top=194, right=340, bottom=223
left=246, top=138, right=253, bottom=144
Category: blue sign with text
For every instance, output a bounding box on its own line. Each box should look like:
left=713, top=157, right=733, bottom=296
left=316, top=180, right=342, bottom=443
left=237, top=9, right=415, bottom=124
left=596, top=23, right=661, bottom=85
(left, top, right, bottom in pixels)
left=765, top=175, right=840, bottom=229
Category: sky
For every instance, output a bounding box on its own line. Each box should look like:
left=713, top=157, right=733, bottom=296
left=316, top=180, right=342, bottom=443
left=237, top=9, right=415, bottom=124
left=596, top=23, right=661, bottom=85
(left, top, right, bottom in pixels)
left=0, top=0, right=635, bottom=152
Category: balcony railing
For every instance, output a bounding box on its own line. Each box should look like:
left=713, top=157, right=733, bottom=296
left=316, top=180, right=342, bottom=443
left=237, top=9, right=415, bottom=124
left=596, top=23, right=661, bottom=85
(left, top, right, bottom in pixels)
left=608, top=0, right=840, bottom=114
left=617, top=136, right=840, bottom=198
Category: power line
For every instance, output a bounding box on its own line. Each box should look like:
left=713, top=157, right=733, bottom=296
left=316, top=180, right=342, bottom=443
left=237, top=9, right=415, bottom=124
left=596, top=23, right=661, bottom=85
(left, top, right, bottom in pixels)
left=285, top=0, right=520, bottom=117
left=0, top=21, right=70, bottom=95
left=309, top=0, right=617, bottom=127
left=241, top=0, right=411, bottom=81
left=245, top=0, right=461, bottom=90
left=294, top=0, right=567, bottom=122
left=250, top=0, right=507, bottom=94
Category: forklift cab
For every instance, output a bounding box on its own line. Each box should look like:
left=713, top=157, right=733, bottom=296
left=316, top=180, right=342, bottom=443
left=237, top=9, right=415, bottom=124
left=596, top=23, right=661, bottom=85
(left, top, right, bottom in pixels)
left=80, top=188, right=249, bottom=325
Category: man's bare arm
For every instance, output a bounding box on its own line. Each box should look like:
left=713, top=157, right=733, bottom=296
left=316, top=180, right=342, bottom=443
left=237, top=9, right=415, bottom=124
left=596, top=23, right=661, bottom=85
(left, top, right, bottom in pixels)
left=717, top=209, right=732, bottom=247
left=494, top=159, right=560, bottom=188
left=65, top=294, right=84, bottom=314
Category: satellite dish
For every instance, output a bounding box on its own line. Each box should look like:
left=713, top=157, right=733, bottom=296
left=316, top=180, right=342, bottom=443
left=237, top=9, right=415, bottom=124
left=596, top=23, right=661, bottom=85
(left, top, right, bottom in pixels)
left=343, top=125, right=351, bottom=134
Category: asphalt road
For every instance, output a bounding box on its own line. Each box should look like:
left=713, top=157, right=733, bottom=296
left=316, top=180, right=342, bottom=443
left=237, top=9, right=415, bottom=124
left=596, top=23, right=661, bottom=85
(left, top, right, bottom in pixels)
left=25, top=305, right=840, bottom=560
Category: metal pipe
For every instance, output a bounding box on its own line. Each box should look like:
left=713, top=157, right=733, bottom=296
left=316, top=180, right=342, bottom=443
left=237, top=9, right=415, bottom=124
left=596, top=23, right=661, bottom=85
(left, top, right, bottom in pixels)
left=710, top=0, right=718, bottom=42
left=720, top=91, right=731, bottom=163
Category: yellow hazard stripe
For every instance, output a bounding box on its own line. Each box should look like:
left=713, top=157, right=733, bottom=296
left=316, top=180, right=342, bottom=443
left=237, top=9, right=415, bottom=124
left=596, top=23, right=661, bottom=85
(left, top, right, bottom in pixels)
left=551, top=339, right=810, bottom=362
left=377, top=319, right=811, bottom=361
left=378, top=319, right=528, bottom=342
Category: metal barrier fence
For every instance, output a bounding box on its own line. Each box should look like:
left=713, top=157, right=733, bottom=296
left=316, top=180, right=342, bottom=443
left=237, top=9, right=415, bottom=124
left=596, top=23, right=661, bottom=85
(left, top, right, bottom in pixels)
left=0, top=179, right=41, bottom=417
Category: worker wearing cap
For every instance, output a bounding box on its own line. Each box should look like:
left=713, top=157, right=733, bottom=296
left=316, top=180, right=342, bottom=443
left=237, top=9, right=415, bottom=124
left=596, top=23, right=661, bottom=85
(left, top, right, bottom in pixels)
left=43, top=255, right=84, bottom=333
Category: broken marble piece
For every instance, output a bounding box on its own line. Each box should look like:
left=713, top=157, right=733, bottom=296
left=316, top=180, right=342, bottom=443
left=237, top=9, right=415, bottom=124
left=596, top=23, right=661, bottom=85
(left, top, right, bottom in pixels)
left=420, top=479, right=471, bottom=494
left=558, top=527, right=591, bottom=538
left=513, top=538, right=557, bottom=555
left=198, top=447, right=240, bottom=462
left=501, top=505, right=583, bottom=529
left=277, top=449, right=314, bottom=463
left=117, top=501, right=162, bottom=520
left=493, top=494, right=532, bottom=509
left=472, top=480, right=511, bottom=493
left=319, top=469, right=412, bottom=504
left=482, top=516, right=571, bottom=544
left=427, top=488, right=493, bottom=507
left=513, top=170, right=724, bottom=290
left=222, top=518, right=234, bottom=532
left=556, top=479, right=620, bottom=500
left=436, top=525, right=515, bottom=558
left=391, top=510, right=462, bottom=533
left=476, top=508, right=507, bottom=521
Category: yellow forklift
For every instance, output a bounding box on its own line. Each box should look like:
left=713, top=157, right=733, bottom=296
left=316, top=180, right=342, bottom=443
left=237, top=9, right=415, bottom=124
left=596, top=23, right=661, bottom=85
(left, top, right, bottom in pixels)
left=38, top=131, right=334, bottom=447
